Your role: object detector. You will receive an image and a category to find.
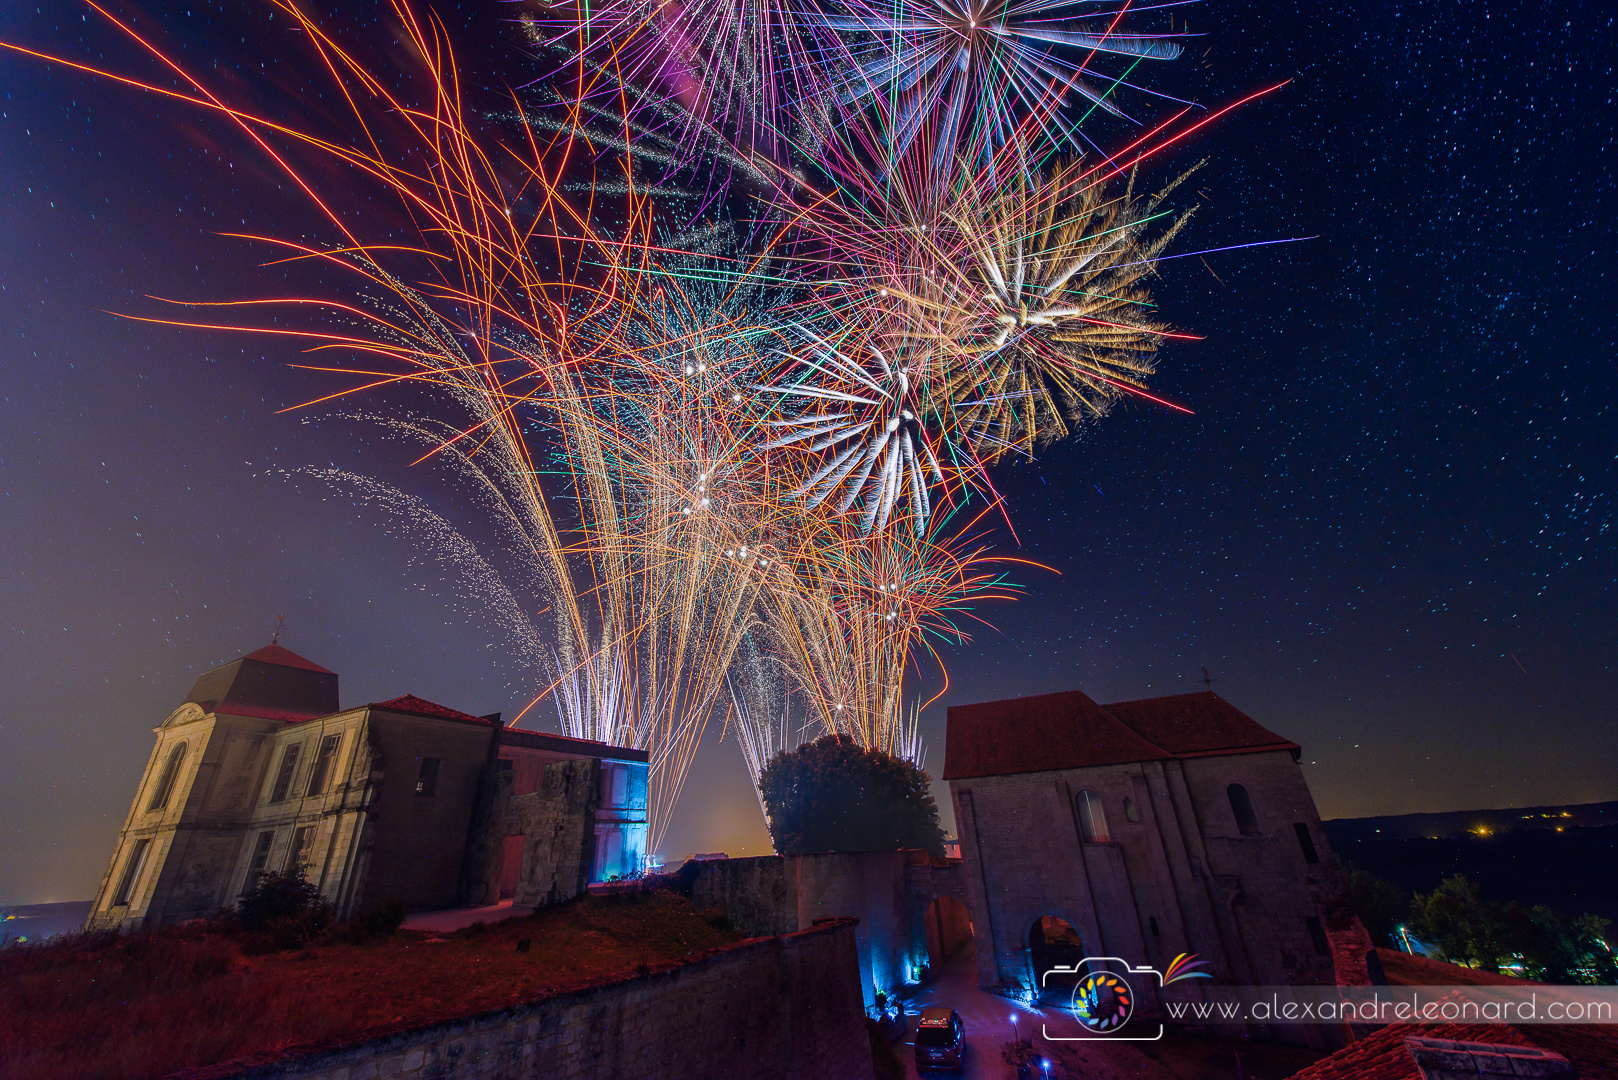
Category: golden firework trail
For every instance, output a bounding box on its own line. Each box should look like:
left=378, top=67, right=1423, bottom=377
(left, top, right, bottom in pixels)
left=2, top=0, right=1268, bottom=850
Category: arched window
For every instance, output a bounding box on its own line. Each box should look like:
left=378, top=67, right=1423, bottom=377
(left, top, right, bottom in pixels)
left=147, top=742, right=187, bottom=812
left=1075, top=789, right=1110, bottom=843
left=1227, top=783, right=1260, bottom=836
left=1123, top=797, right=1141, bottom=822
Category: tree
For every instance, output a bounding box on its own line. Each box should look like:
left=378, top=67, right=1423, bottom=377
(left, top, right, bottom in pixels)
left=1343, top=863, right=1408, bottom=948
left=758, top=734, right=946, bottom=857
left=1409, top=875, right=1618, bottom=984
left=1500, top=904, right=1618, bottom=985
left=1409, top=875, right=1509, bottom=971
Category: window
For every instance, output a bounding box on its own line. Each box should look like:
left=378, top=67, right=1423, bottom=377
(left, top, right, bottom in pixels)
left=284, top=826, right=315, bottom=873
left=1227, top=783, right=1260, bottom=836
left=112, top=839, right=151, bottom=906
left=269, top=744, right=302, bottom=802
left=603, top=764, right=629, bottom=808
left=304, top=734, right=342, bottom=797
left=1306, top=915, right=1331, bottom=957
left=242, top=831, right=275, bottom=894
left=1075, top=789, right=1110, bottom=843
left=593, top=826, right=625, bottom=881
left=146, top=742, right=188, bottom=812
left=416, top=757, right=441, bottom=797
left=1294, top=823, right=1320, bottom=863
left=1123, top=796, right=1140, bottom=822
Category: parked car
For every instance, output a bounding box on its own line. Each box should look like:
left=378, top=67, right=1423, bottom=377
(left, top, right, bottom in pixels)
left=914, top=1006, right=966, bottom=1071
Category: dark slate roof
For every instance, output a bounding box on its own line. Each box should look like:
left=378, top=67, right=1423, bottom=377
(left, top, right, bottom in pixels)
left=241, top=643, right=335, bottom=674
left=942, top=688, right=1173, bottom=781
left=185, top=645, right=339, bottom=721
left=369, top=694, right=493, bottom=726
left=1101, top=692, right=1299, bottom=759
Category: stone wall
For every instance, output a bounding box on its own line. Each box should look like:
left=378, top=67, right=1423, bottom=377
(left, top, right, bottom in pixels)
left=466, top=758, right=599, bottom=909
left=681, top=850, right=973, bottom=1005
left=685, top=855, right=799, bottom=937
left=793, top=851, right=909, bottom=1004
left=177, top=917, right=873, bottom=1080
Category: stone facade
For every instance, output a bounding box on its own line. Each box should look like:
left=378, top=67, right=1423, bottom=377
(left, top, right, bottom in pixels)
left=88, top=645, right=647, bottom=931
left=178, top=917, right=873, bottom=1080
left=944, top=689, right=1344, bottom=1017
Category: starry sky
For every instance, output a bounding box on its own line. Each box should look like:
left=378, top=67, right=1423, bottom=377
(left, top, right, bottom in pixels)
left=2, top=1, right=1613, bottom=905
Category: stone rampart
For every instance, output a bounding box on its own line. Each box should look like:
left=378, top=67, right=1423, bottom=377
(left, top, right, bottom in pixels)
left=170, top=918, right=872, bottom=1080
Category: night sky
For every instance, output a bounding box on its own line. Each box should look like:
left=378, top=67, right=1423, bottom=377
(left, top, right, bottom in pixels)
left=2, top=1, right=1613, bottom=905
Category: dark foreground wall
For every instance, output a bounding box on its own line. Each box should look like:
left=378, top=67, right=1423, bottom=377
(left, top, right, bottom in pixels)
left=683, top=851, right=974, bottom=1006
left=175, top=918, right=873, bottom=1080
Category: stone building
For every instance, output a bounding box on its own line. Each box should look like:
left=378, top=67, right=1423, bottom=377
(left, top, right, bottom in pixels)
left=87, top=643, right=647, bottom=930
left=943, top=689, right=1343, bottom=1000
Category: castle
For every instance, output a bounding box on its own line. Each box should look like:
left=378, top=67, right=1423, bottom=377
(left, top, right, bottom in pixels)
left=87, top=643, right=648, bottom=930
left=90, top=641, right=1346, bottom=1020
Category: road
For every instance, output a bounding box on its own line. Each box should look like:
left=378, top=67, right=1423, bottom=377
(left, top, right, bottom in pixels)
left=894, top=942, right=1060, bottom=1080
left=890, top=943, right=1316, bottom=1080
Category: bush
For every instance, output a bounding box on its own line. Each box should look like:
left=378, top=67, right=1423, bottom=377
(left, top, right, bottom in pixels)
left=330, top=900, right=406, bottom=945
left=236, top=871, right=333, bottom=952
left=1001, top=1037, right=1036, bottom=1066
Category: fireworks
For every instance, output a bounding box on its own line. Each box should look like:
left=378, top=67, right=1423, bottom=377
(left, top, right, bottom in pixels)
left=820, top=0, right=1186, bottom=174
left=946, top=157, right=1202, bottom=456
left=4, top=0, right=1265, bottom=853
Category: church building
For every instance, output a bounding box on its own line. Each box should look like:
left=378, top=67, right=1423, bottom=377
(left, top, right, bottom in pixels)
left=944, top=689, right=1343, bottom=998
left=87, top=643, right=648, bottom=931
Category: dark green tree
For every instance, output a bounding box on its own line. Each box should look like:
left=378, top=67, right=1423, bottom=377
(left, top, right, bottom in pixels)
left=758, top=734, right=946, bottom=857
left=1409, top=875, right=1509, bottom=971
left=1499, top=903, right=1618, bottom=985
left=1343, top=862, right=1408, bottom=948
left=1409, top=875, right=1618, bottom=984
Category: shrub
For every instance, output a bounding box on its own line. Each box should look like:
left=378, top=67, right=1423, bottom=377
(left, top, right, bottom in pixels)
left=329, top=900, right=406, bottom=945
left=1001, top=1037, right=1036, bottom=1066
left=236, top=870, right=333, bottom=952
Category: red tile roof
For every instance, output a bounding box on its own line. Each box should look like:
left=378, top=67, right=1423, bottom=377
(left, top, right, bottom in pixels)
left=1290, top=951, right=1618, bottom=1080
left=369, top=694, right=492, bottom=726
left=943, top=688, right=1300, bottom=780
left=1286, top=1024, right=1615, bottom=1080
left=1102, top=691, right=1298, bottom=758
left=1378, top=948, right=1534, bottom=988
left=943, top=688, right=1173, bottom=780
left=242, top=644, right=336, bottom=674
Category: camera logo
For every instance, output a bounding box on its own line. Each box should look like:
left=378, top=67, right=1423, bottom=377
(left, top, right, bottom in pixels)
left=1043, top=953, right=1209, bottom=1042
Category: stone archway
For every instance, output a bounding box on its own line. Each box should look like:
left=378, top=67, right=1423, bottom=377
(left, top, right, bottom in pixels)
left=1028, top=914, right=1088, bottom=1001
left=922, top=895, right=973, bottom=972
